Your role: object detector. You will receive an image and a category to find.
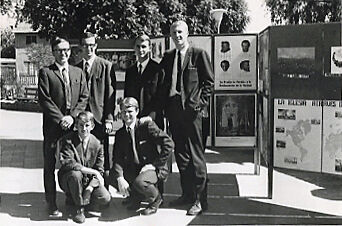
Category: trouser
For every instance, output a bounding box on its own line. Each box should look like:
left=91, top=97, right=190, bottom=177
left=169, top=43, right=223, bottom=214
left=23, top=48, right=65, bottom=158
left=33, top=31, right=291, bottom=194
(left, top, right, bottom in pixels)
left=58, top=170, right=111, bottom=207
left=133, top=170, right=159, bottom=203
left=91, top=120, right=111, bottom=188
left=167, top=96, right=207, bottom=202
left=43, top=137, right=58, bottom=205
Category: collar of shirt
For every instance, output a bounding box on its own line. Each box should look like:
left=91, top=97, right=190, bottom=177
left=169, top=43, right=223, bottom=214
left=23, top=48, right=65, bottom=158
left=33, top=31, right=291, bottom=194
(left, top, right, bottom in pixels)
left=55, top=62, right=69, bottom=75
left=125, top=119, right=137, bottom=132
left=178, top=44, right=189, bottom=56
left=84, top=55, right=96, bottom=69
left=79, top=135, right=90, bottom=147
left=137, top=58, right=149, bottom=73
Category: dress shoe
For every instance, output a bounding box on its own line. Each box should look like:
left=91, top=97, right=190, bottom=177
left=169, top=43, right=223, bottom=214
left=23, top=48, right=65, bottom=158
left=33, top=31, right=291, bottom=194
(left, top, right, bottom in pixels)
left=142, top=194, right=163, bottom=215
left=186, top=201, right=202, bottom=216
left=82, top=189, right=92, bottom=206
left=73, top=207, right=85, bottom=224
left=48, top=204, right=62, bottom=217
left=169, top=195, right=193, bottom=207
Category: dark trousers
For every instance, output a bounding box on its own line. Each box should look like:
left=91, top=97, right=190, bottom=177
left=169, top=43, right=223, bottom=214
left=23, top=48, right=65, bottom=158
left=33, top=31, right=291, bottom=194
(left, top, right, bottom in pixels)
left=91, top=120, right=111, bottom=188
left=133, top=170, right=159, bottom=203
left=166, top=96, right=207, bottom=201
left=43, top=137, right=58, bottom=205
left=58, top=171, right=111, bottom=207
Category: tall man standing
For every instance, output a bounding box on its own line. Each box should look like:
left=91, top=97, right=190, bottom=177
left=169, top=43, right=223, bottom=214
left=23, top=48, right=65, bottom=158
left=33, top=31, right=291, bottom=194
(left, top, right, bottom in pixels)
left=159, top=20, right=214, bottom=215
left=38, top=37, right=89, bottom=216
left=79, top=32, right=116, bottom=188
left=124, top=33, right=165, bottom=129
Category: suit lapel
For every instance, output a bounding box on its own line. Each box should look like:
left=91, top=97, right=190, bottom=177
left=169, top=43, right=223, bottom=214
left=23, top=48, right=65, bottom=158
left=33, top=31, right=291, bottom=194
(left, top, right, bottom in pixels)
left=182, top=47, right=192, bottom=72
left=73, top=134, right=84, bottom=165
left=52, top=64, right=65, bottom=86
left=91, top=57, right=101, bottom=80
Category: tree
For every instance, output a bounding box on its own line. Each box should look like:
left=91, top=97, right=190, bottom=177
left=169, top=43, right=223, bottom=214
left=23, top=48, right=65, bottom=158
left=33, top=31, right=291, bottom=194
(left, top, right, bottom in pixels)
left=265, top=0, right=341, bottom=25
left=1, top=27, right=15, bottom=58
left=26, top=43, right=55, bottom=70
left=19, top=0, right=249, bottom=39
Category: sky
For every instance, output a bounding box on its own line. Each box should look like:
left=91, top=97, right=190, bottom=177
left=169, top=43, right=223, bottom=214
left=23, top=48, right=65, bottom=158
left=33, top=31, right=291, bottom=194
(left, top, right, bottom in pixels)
left=0, top=0, right=272, bottom=33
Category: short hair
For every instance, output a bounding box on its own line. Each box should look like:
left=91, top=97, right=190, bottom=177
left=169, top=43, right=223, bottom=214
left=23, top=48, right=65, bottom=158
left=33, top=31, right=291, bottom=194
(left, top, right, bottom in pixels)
left=120, top=97, right=139, bottom=111
left=134, top=33, right=151, bottom=46
left=76, top=111, right=95, bottom=125
left=241, top=40, right=250, bottom=47
left=50, top=37, right=69, bottom=50
left=170, top=20, right=188, bottom=33
left=80, top=32, right=96, bottom=44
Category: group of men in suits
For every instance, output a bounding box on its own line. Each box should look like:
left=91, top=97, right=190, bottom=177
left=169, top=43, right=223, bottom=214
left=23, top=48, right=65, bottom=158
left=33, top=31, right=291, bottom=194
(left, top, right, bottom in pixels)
left=38, top=20, right=214, bottom=222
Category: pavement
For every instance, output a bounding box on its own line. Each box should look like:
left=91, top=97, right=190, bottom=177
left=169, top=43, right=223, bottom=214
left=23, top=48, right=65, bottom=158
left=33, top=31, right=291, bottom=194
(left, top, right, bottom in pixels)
left=1, top=109, right=342, bottom=225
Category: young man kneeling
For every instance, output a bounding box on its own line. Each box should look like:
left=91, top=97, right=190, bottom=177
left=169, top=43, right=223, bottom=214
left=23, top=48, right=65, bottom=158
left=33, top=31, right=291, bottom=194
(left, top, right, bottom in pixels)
left=58, top=111, right=111, bottom=223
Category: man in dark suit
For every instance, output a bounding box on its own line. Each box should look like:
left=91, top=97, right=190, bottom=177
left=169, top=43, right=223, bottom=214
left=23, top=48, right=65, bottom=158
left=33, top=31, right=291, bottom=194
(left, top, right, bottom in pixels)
left=124, top=33, right=165, bottom=129
left=110, top=97, right=174, bottom=215
left=78, top=32, right=116, bottom=188
left=159, top=20, right=214, bottom=215
left=58, top=111, right=111, bottom=224
left=38, top=37, right=89, bottom=217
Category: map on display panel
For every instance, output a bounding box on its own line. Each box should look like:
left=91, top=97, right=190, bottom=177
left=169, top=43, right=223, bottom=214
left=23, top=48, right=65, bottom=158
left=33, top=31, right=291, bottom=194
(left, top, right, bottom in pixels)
left=322, top=100, right=342, bottom=175
left=274, top=99, right=322, bottom=172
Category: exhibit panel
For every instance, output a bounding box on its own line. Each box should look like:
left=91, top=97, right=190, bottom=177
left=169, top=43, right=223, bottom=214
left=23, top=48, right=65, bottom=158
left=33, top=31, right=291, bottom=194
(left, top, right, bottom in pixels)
left=273, top=99, right=322, bottom=172
left=214, top=93, right=256, bottom=147
left=322, top=100, right=342, bottom=175
left=213, top=35, right=257, bottom=91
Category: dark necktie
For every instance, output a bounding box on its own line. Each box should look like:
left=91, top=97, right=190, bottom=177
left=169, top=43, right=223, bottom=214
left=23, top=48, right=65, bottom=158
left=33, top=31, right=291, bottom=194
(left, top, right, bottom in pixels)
left=138, top=64, right=144, bottom=109
left=85, top=62, right=91, bottom=82
left=176, top=51, right=182, bottom=92
left=127, top=127, right=140, bottom=164
left=62, top=68, right=71, bottom=109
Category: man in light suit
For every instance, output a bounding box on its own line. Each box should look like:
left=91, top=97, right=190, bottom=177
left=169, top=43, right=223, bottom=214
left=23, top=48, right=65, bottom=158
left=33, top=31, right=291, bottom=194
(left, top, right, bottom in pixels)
left=78, top=32, right=116, bottom=188
left=38, top=37, right=89, bottom=217
left=159, top=20, right=214, bottom=215
left=110, top=97, right=174, bottom=215
left=124, top=33, right=165, bottom=129
left=58, top=111, right=111, bottom=224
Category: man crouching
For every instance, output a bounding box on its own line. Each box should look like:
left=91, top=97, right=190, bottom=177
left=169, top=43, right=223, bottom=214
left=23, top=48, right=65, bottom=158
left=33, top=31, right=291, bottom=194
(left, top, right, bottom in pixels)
left=58, top=111, right=111, bottom=223
left=110, top=97, right=174, bottom=215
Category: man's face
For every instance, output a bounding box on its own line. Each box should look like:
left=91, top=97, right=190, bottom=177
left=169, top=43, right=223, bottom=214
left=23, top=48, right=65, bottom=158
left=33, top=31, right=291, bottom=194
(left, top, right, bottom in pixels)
left=82, top=37, right=97, bottom=60
left=171, top=24, right=189, bottom=49
left=76, top=119, right=94, bottom=140
left=241, top=42, right=250, bottom=52
left=221, top=42, right=230, bottom=52
left=52, top=41, right=70, bottom=65
left=221, top=62, right=229, bottom=71
left=121, top=106, right=139, bottom=126
left=134, top=39, right=150, bottom=62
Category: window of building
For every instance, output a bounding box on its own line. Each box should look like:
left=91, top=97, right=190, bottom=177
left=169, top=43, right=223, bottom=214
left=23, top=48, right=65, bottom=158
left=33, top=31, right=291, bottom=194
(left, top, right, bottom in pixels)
left=24, top=61, right=38, bottom=76
left=26, top=35, right=37, bottom=45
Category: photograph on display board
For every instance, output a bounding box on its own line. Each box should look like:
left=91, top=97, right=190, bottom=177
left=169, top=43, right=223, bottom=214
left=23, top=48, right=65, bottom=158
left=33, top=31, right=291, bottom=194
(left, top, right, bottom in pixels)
left=170, top=35, right=212, bottom=62
left=214, top=35, right=257, bottom=90
left=322, top=100, right=342, bottom=175
left=276, top=47, right=315, bottom=79
left=214, top=93, right=256, bottom=147
left=150, top=37, right=166, bottom=63
left=274, top=99, right=322, bottom=172
left=331, top=46, right=342, bottom=74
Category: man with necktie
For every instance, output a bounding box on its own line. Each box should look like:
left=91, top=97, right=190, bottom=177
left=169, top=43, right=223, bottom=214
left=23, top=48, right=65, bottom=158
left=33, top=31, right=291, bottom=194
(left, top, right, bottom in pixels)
left=78, top=32, right=116, bottom=189
left=110, top=97, right=174, bottom=215
left=38, top=37, right=89, bottom=217
left=124, top=33, right=165, bottom=129
left=159, top=20, right=214, bottom=215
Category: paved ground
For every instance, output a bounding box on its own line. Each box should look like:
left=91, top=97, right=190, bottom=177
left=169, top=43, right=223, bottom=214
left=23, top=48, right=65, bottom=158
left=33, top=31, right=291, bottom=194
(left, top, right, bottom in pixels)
left=1, top=109, right=342, bottom=225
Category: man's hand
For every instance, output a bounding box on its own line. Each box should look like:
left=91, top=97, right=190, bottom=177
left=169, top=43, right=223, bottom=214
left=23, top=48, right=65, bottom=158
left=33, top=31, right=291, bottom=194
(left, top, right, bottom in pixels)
left=139, top=116, right=152, bottom=124
left=94, top=172, right=104, bottom=186
left=60, top=115, right=74, bottom=130
left=139, top=164, right=156, bottom=174
left=104, top=121, right=113, bottom=134
left=117, top=177, right=130, bottom=197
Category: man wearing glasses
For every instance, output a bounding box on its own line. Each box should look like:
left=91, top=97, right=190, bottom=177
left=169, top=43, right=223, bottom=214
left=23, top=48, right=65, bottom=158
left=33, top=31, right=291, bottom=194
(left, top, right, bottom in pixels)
left=78, top=32, right=116, bottom=189
left=38, top=37, right=89, bottom=217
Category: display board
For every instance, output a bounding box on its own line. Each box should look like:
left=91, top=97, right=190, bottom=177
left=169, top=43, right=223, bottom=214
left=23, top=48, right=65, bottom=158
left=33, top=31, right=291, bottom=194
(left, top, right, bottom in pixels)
left=274, top=99, right=322, bottom=172
left=150, top=37, right=166, bottom=63
left=259, top=29, right=270, bottom=94
left=169, top=35, right=212, bottom=62
left=214, top=93, right=256, bottom=147
left=322, top=100, right=342, bottom=175
left=213, top=35, right=257, bottom=90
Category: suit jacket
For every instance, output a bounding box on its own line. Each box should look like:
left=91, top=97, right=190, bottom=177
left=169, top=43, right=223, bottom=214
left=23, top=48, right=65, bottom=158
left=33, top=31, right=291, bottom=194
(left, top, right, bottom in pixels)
left=58, top=132, right=104, bottom=178
left=38, top=63, right=89, bottom=140
left=111, top=120, right=174, bottom=183
left=77, top=56, right=116, bottom=125
left=124, top=59, right=165, bottom=128
left=159, top=46, right=214, bottom=115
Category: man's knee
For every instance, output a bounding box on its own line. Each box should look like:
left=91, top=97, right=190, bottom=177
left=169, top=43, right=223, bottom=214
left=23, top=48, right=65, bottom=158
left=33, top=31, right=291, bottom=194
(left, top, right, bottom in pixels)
left=67, top=171, right=83, bottom=183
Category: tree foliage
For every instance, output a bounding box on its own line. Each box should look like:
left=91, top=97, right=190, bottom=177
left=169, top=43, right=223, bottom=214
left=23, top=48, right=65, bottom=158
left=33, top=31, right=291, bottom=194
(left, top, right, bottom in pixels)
left=265, top=0, right=341, bottom=25
left=19, top=0, right=249, bottom=39
left=26, top=44, right=55, bottom=69
left=1, top=27, right=15, bottom=58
